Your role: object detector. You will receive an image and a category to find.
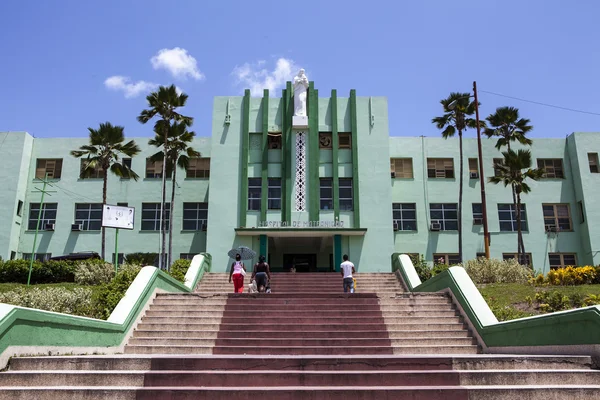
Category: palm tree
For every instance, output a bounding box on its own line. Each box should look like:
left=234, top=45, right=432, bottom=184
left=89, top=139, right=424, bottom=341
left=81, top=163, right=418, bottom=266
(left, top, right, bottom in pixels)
left=71, top=122, right=140, bottom=260
left=138, top=85, right=193, bottom=269
left=432, top=93, right=479, bottom=262
left=149, top=121, right=200, bottom=267
left=485, top=107, right=534, bottom=256
left=488, top=149, right=544, bottom=266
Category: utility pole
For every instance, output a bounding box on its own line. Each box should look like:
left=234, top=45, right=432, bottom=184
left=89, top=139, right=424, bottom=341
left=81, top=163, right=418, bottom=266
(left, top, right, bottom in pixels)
left=28, top=174, right=56, bottom=286
left=473, top=81, right=491, bottom=259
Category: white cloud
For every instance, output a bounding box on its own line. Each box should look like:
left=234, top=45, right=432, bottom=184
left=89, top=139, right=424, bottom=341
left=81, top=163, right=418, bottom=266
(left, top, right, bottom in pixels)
left=104, top=76, right=158, bottom=98
left=151, top=47, right=204, bottom=80
left=232, top=58, right=301, bottom=96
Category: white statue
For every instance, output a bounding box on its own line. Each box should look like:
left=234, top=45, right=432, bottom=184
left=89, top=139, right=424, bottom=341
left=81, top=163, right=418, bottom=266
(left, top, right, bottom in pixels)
left=293, top=69, right=309, bottom=116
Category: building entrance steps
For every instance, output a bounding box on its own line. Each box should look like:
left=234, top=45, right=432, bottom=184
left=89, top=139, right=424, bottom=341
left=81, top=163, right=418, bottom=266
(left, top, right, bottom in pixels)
left=2, top=272, right=600, bottom=398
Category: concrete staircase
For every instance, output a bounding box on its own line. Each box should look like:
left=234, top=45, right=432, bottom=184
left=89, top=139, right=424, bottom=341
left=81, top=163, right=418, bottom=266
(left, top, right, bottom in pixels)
left=1, top=271, right=599, bottom=398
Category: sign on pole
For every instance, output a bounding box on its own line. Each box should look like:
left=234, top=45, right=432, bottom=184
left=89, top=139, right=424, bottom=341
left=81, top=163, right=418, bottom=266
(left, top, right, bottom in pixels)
left=102, top=204, right=135, bottom=230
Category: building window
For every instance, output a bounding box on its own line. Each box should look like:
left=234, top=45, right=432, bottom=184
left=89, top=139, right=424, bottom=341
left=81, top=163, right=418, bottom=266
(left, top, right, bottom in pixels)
left=268, top=134, right=282, bottom=149
left=319, top=133, right=332, bottom=149
left=433, top=253, right=460, bottom=265
left=588, top=153, right=599, bottom=173
left=578, top=201, right=585, bottom=224
left=392, top=203, right=417, bottom=231
left=503, top=253, right=532, bottom=266
left=112, top=253, right=125, bottom=265
left=339, top=178, right=353, bottom=211
left=182, top=202, right=208, bottom=231
left=180, top=253, right=196, bottom=261
left=429, top=203, right=458, bottom=230
left=17, top=200, right=23, bottom=217
left=35, top=159, right=63, bottom=180
left=75, top=203, right=103, bottom=231
left=79, top=159, right=105, bottom=179
left=248, top=178, right=261, bottom=211
left=537, top=158, right=564, bottom=179
left=390, top=158, right=413, bottom=178
left=493, top=158, right=504, bottom=177
left=268, top=178, right=282, bottom=210
left=186, top=157, right=210, bottom=178
left=476, top=252, right=486, bottom=259
left=339, top=133, right=352, bottom=149
left=472, top=203, right=482, bottom=224
left=120, top=158, right=132, bottom=179
left=22, top=253, right=52, bottom=262
left=117, top=202, right=128, bottom=207
left=319, top=178, right=333, bottom=210
left=427, top=158, right=454, bottom=178
left=468, top=158, right=478, bottom=178
left=548, top=253, right=577, bottom=269
left=28, top=203, right=58, bottom=230
left=498, top=204, right=528, bottom=232
left=141, top=203, right=171, bottom=231
left=542, top=204, right=572, bottom=232
left=146, top=159, right=164, bottom=179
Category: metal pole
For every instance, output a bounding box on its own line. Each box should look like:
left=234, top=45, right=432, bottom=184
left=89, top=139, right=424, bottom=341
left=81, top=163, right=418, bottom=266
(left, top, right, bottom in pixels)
left=28, top=174, right=49, bottom=286
left=473, top=81, right=491, bottom=259
left=114, top=228, right=119, bottom=275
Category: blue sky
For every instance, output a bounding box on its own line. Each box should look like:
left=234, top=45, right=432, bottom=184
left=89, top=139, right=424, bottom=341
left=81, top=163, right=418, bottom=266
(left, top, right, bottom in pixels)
left=1, top=0, right=599, bottom=139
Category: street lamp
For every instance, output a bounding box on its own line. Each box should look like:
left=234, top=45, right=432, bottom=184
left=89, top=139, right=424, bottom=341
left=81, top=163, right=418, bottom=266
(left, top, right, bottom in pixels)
left=447, top=81, right=491, bottom=259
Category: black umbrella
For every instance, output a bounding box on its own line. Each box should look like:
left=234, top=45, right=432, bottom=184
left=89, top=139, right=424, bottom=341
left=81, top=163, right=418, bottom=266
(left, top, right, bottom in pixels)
left=228, top=246, right=256, bottom=260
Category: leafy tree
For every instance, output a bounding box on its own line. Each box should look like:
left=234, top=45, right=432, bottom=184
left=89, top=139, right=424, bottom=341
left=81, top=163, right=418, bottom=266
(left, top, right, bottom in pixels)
left=149, top=121, right=200, bottom=267
left=138, top=85, right=193, bottom=269
left=432, top=93, right=479, bottom=262
left=489, top=149, right=544, bottom=266
left=71, top=122, right=140, bottom=260
left=485, top=107, right=534, bottom=256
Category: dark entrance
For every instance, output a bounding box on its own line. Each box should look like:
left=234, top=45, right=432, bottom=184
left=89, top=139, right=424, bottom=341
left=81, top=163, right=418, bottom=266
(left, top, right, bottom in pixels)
left=283, top=254, right=317, bottom=272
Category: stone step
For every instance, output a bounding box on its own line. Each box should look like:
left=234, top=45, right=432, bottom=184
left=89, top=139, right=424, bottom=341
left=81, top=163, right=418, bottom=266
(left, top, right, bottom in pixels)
left=139, top=316, right=462, bottom=324
left=2, top=386, right=600, bottom=400
left=143, top=310, right=457, bottom=318
left=147, top=304, right=455, bottom=312
left=150, top=298, right=453, bottom=306
left=2, top=370, right=599, bottom=387
left=10, top=355, right=593, bottom=372
left=135, top=323, right=469, bottom=332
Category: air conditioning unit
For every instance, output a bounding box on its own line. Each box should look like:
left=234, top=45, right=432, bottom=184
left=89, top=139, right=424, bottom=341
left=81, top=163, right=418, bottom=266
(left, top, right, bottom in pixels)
left=470, top=172, right=479, bottom=179
left=430, top=221, right=441, bottom=231
left=391, top=171, right=396, bottom=178
left=44, top=223, right=55, bottom=231
left=71, top=224, right=82, bottom=231
left=546, top=225, right=558, bottom=233
left=393, top=222, right=399, bottom=231
left=201, top=223, right=208, bottom=232
left=473, top=218, right=483, bottom=225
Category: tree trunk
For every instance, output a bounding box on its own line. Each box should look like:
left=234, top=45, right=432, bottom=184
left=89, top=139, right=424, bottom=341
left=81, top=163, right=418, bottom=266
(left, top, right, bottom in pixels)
left=168, top=165, right=177, bottom=269
left=101, top=169, right=108, bottom=261
left=159, top=122, right=169, bottom=269
left=458, top=132, right=463, bottom=262
left=506, top=141, right=523, bottom=260
left=516, top=191, right=524, bottom=266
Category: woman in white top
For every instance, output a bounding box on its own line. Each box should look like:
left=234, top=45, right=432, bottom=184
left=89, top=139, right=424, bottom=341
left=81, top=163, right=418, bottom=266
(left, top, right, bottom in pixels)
left=228, top=253, right=246, bottom=293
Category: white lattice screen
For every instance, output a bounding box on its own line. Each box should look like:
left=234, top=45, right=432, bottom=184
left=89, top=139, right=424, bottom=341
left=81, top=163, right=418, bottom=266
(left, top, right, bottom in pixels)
left=294, top=131, right=307, bottom=211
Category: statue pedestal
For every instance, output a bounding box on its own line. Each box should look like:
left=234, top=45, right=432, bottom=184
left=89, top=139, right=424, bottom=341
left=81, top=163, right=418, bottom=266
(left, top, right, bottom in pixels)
left=292, top=116, right=308, bottom=129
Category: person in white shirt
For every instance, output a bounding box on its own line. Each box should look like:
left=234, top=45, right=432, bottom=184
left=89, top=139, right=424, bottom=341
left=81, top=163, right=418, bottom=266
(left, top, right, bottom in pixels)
left=340, top=254, right=355, bottom=293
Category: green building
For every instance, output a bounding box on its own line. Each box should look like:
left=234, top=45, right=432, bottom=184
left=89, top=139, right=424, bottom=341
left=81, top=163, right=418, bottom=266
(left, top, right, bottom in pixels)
left=1, top=82, right=599, bottom=273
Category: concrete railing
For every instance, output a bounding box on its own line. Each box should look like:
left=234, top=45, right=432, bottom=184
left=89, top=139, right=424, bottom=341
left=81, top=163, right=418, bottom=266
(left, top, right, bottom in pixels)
left=0, top=253, right=211, bottom=369
left=392, top=253, right=600, bottom=363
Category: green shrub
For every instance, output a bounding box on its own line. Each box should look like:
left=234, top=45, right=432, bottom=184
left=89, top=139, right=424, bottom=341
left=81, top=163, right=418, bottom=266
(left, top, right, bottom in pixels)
left=432, top=263, right=451, bottom=276
left=92, top=264, right=142, bottom=319
left=535, top=291, right=571, bottom=313
left=489, top=304, right=534, bottom=321
left=0, top=287, right=95, bottom=318
left=463, top=258, right=532, bottom=284
left=584, top=294, right=600, bottom=306
left=125, top=253, right=157, bottom=266
left=409, top=254, right=432, bottom=282
left=75, top=260, right=115, bottom=285
left=0, top=260, right=76, bottom=284
left=168, top=259, right=192, bottom=283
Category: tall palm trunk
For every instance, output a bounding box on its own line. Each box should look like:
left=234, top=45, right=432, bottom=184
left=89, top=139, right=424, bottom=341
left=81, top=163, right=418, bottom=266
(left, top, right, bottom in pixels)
left=159, top=127, right=169, bottom=269
left=458, top=132, right=463, bottom=262
left=506, top=140, right=525, bottom=263
left=168, top=166, right=177, bottom=269
left=515, top=190, right=526, bottom=267
left=101, top=168, right=108, bottom=261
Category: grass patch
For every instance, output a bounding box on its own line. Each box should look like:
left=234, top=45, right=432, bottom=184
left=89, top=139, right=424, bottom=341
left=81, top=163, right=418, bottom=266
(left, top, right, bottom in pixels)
left=478, top=283, right=600, bottom=321
left=0, top=283, right=98, bottom=293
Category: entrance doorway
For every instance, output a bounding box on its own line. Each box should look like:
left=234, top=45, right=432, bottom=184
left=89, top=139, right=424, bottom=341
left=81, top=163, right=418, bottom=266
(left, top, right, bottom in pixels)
left=283, top=254, right=317, bottom=272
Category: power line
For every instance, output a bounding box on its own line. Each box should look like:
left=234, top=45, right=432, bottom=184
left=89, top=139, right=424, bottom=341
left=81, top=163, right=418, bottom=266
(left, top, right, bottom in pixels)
left=480, top=90, right=600, bottom=116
